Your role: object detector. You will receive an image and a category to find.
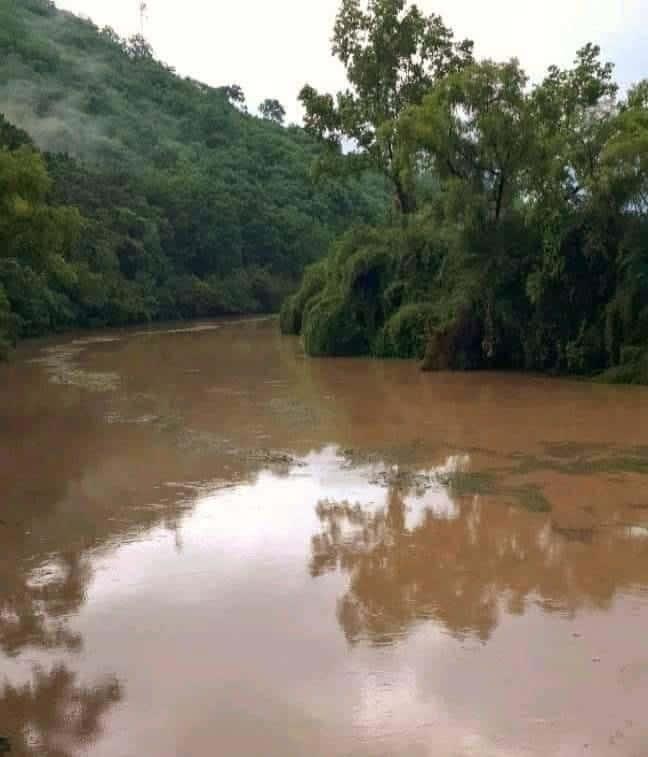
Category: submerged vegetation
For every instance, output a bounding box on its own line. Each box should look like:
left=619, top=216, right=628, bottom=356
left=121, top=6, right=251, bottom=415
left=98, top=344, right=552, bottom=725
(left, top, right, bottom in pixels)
left=282, top=0, right=648, bottom=383
left=0, top=0, right=385, bottom=356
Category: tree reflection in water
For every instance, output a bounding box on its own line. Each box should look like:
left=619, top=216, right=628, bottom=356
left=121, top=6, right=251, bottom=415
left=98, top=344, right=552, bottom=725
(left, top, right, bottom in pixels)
left=0, top=548, right=122, bottom=756
left=0, top=553, right=90, bottom=658
left=0, top=666, right=121, bottom=757
left=310, top=468, right=648, bottom=645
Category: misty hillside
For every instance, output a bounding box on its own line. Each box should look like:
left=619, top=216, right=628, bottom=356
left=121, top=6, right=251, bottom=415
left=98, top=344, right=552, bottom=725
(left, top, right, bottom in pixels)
left=0, top=0, right=384, bottom=353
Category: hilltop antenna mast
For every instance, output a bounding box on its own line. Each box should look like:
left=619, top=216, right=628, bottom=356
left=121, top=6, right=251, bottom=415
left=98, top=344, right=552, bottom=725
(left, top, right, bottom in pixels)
left=138, top=1, right=148, bottom=36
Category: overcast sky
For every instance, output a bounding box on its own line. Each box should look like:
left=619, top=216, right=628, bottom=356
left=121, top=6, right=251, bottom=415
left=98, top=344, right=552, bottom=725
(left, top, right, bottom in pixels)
left=56, top=0, right=648, bottom=123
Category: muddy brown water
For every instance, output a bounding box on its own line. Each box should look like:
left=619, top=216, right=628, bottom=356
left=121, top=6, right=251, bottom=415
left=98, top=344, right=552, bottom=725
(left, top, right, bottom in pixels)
left=1, top=317, right=648, bottom=756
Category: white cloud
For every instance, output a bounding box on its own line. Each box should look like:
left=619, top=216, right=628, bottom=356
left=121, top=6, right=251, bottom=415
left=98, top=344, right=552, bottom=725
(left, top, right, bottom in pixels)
left=55, top=0, right=648, bottom=122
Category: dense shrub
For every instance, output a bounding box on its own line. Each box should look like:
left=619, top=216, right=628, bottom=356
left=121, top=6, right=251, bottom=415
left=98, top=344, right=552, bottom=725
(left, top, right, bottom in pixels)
left=374, top=303, right=435, bottom=359
left=302, top=293, right=370, bottom=356
left=279, top=260, right=328, bottom=335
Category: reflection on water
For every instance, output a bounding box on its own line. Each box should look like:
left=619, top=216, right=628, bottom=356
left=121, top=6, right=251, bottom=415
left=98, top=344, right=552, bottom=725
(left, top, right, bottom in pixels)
left=311, top=460, right=648, bottom=644
left=0, top=553, right=86, bottom=658
left=0, top=666, right=120, bottom=757
left=2, top=318, right=648, bottom=756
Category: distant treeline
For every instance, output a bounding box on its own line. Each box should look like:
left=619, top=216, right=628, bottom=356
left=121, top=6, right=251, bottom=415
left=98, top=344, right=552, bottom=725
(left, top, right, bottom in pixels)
left=0, top=0, right=385, bottom=357
left=282, top=0, right=648, bottom=384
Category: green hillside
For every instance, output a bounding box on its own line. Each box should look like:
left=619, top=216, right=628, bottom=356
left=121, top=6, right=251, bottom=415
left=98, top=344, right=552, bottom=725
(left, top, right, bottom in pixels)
left=0, top=0, right=385, bottom=355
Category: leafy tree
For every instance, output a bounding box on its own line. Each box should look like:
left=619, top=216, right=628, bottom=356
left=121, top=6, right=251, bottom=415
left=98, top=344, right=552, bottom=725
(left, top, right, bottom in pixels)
left=124, top=33, right=153, bottom=61
left=602, top=79, right=648, bottom=211
left=259, top=98, right=286, bottom=124
left=407, top=59, right=533, bottom=224
left=0, top=142, right=81, bottom=338
left=219, top=83, right=247, bottom=110
left=285, top=3, right=648, bottom=383
left=299, top=0, right=473, bottom=214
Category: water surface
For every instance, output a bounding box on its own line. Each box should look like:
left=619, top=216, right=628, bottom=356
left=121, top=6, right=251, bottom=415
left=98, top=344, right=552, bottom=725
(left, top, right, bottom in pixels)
left=2, top=318, right=648, bottom=756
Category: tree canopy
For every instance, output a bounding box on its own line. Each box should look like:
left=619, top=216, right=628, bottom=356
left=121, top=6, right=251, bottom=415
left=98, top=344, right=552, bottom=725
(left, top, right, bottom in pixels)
left=283, top=1, right=648, bottom=384
left=259, top=98, right=286, bottom=124
left=299, top=0, right=473, bottom=214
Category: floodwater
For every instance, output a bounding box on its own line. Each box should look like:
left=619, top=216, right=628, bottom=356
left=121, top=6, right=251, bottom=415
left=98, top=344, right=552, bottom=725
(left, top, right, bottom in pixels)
left=1, top=318, right=648, bottom=757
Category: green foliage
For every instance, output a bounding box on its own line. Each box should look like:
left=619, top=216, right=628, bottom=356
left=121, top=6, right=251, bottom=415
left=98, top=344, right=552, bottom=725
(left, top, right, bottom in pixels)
left=299, top=0, right=473, bottom=214
left=0, top=139, right=82, bottom=342
left=288, top=222, right=444, bottom=359
left=284, top=0, right=648, bottom=384
left=408, top=59, right=534, bottom=224
left=302, top=293, right=370, bottom=356
left=279, top=259, right=328, bottom=335
left=598, top=348, right=648, bottom=385
left=421, top=309, right=484, bottom=371
left=374, top=303, right=435, bottom=358
left=0, top=0, right=386, bottom=357
left=259, top=98, right=286, bottom=125
left=0, top=284, right=13, bottom=357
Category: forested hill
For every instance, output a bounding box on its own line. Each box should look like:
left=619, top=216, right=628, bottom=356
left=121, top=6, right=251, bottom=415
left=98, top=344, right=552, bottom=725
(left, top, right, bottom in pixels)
left=0, top=0, right=385, bottom=356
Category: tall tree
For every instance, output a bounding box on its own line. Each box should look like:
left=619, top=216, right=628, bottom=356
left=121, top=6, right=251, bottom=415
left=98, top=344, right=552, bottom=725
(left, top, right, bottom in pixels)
left=602, top=79, right=648, bottom=211
left=529, top=44, right=619, bottom=208
left=259, top=98, right=286, bottom=125
left=407, top=59, right=533, bottom=225
left=299, top=0, right=473, bottom=215
left=219, top=84, right=247, bottom=111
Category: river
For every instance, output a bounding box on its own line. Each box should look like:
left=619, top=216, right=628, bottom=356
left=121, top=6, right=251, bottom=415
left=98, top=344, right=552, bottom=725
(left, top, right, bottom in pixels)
left=1, top=317, right=648, bottom=756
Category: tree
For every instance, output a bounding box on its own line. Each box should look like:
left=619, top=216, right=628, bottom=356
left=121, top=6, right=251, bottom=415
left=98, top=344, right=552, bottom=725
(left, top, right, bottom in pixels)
left=100, top=25, right=122, bottom=47
left=529, top=44, right=619, bottom=209
left=0, top=147, right=81, bottom=272
left=125, top=33, right=153, bottom=61
left=219, top=83, right=247, bottom=110
left=299, top=0, right=473, bottom=214
left=259, top=98, right=286, bottom=125
left=407, top=59, right=533, bottom=225
left=520, top=46, right=621, bottom=361
left=0, top=114, right=32, bottom=150
left=0, top=145, right=81, bottom=337
left=602, top=79, right=648, bottom=211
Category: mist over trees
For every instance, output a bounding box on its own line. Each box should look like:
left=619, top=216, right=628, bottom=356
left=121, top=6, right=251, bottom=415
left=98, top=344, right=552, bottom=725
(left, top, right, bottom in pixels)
left=282, top=0, right=648, bottom=383
left=0, top=0, right=385, bottom=357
